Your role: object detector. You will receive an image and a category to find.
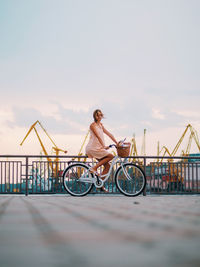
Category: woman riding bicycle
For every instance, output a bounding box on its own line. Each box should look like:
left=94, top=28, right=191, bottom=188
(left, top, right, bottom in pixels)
left=63, top=109, right=146, bottom=196
left=85, top=109, right=118, bottom=180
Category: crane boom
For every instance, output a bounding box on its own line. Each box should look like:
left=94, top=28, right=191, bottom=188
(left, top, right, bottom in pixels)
left=20, top=120, right=67, bottom=177
left=185, top=133, right=193, bottom=155
left=158, top=146, right=172, bottom=163
left=130, top=135, right=138, bottom=157
left=78, top=130, right=89, bottom=156
left=20, top=120, right=38, bottom=146
left=141, top=129, right=146, bottom=156
left=33, top=127, right=53, bottom=166
left=190, top=127, right=200, bottom=151
left=37, top=121, right=57, bottom=148
left=172, top=124, right=200, bottom=156
left=171, top=124, right=191, bottom=156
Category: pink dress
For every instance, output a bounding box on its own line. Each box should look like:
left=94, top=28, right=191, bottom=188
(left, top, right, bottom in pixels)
left=85, top=123, right=110, bottom=160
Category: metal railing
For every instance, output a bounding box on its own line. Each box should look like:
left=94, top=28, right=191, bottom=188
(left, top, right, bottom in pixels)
left=0, top=155, right=199, bottom=195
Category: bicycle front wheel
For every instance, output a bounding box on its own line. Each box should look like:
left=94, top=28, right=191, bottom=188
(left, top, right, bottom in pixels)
left=63, top=163, right=93, bottom=196
left=115, top=163, right=146, bottom=197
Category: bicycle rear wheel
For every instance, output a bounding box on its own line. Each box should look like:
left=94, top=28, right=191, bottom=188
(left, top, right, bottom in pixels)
left=115, top=163, right=146, bottom=197
left=63, top=163, right=93, bottom=196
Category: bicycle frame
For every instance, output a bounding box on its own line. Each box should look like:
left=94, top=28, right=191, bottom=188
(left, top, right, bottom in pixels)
left=78, top=156, right=131, bottom=187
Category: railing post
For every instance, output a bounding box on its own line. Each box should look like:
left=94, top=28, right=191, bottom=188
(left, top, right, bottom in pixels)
left=143, top=157, right=147, bottom=196
left=25, top=156, right=29, bottom=196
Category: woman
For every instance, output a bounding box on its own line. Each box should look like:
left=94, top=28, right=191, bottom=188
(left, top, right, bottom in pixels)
left=85, top=109, right=118, bottom=181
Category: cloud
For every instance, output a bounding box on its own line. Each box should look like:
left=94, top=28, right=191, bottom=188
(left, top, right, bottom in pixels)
left=173, top=110, right=200, bottom=118
left=1, top=101, right=200, bottom=155
left=152, top=108, right=165, bottom=120
left=3, top=92, right=200, bottom=145
left=5, top=105, right=92, bottom=136
left=0, top=108, right=15, bottom=131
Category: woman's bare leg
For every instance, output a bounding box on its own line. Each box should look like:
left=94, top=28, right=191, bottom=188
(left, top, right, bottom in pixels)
left=90, top=154, right=114, bottom=192
left=101, top=162, right=110, bottom=178
left=91, top=154, right=114, bottom=175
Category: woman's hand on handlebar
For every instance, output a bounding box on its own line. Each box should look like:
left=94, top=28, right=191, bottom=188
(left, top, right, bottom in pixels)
left=108, top=144, right=116, bottom=148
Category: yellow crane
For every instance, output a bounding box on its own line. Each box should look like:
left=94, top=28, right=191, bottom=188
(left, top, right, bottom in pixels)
left=181, top=128, right=200, bottom=159
left=170, top=124, right=200, bottom=157
left=20, top=120, right=67, bottom=177
left=157, top=145, right=172, bottom=163
left=130, top=130, right=146, bottom=158
left=157, top=124, right=200, bottom=185
left=78, top=130, right=89, bottom=157
left=181, top=133, right=193, bottom=157
left=129, top=133, right=145, bottom=165
left=185, top=126, right=200, bottom=154
left=158, top=124, right=200, bottom=162
left=141, top=129, right=146, bottom=156
left=155, top=144, right=182, bottom=185
left=130, top=134, right=138, bottom=162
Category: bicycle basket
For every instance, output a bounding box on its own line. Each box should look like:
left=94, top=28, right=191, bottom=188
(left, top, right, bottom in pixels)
left=116, top=142, right=131, bottom=157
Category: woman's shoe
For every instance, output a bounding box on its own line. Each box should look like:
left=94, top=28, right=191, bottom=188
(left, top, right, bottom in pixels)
left=100, top=186, right=109, bottom=193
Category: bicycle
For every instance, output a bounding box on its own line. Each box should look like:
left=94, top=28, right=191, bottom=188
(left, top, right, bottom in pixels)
left=63, top=142, right=146, bottom=197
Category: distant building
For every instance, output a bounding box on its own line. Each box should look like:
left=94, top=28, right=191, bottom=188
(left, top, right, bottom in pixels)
left=188, top=153, right=200, bottom=162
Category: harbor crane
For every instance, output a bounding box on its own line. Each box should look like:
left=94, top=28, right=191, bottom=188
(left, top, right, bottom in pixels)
left=156, top=124, right=200, bottom=188
left=157, top=124, right=200, bottom=162
left=130, top=134, right=138, bottom=162
left=181, top=126, right=200, bottom=157
left=130, top=133, right=144, bottom=165
left=170, top=124, right=200, bottom=158
left=141, top=129, right=146, bottom=156
left=20, top=120, right=67, bottom=177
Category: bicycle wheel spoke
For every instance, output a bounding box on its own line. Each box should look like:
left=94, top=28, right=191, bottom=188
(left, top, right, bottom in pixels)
left=71, top=167, right=79, bottom=179
left=63, top=164, right=93, bottom=196
left=115, top=163, right=146, bottom=196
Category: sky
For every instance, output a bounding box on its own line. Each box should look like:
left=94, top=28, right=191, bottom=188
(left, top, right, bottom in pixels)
left=0, top=0, right=200, bottom=156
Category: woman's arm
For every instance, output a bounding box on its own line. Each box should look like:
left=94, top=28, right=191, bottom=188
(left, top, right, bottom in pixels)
left=102, top=125, right=118, bottom=144
left=90, top=123, right=105, bottom=147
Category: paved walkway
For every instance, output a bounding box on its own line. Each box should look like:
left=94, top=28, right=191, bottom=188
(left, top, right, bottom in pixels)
left=0, top=195, right=200, bottom=267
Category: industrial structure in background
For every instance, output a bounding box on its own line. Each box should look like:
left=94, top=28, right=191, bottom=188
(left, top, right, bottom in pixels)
left=141, top=129, right=147, bottom=156
left=20, top=122, right=200, bottom=162
left=151, top=124, right=200, bottom=192
left=119, top=124, right=200, bottom=192
left=157, top=124, right=200, bottom=162
left=77, top=124, right=200, bottom=163
left=20, top=120, right=67, bottom=178
left=19, top=121, right=200, bottom=193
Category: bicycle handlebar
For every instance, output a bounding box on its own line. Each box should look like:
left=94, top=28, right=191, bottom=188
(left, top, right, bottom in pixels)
left=109, top=138, right=127, bottom=148
left=109, top=144, right=116, bottom=148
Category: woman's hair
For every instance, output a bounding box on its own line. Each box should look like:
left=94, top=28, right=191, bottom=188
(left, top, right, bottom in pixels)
left=93, top=109, right=104, bottom=122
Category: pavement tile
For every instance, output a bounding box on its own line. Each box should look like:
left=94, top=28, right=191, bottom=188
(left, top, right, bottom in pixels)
left=0, top=195, right=200, bottom=267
